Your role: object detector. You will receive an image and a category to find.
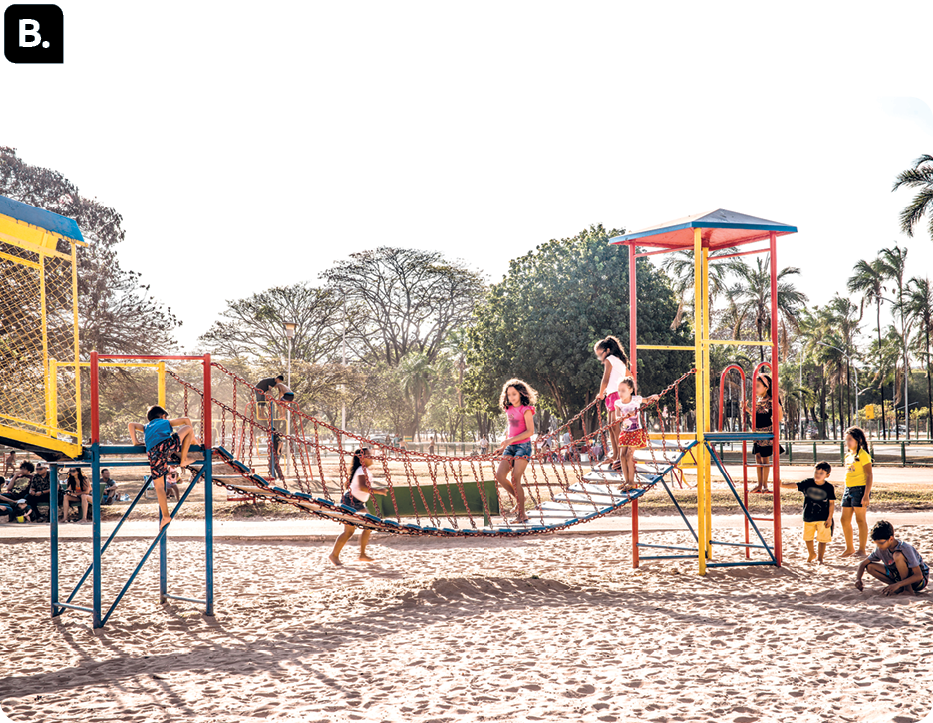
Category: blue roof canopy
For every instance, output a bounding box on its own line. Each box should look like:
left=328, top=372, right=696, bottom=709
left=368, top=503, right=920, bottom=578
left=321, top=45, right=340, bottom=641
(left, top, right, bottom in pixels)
left=609, top=209, right=796, bottom=251
left=0, top=194, right=85, bottom=242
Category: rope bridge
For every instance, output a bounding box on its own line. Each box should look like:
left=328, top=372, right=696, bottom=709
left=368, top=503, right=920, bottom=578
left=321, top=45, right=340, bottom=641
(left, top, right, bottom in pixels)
left=165, top=365, right=697, bottom=538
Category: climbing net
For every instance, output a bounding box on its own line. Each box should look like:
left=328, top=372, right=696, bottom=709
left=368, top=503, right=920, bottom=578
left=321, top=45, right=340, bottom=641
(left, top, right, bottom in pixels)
left=161, top=364, right=697, bottom=536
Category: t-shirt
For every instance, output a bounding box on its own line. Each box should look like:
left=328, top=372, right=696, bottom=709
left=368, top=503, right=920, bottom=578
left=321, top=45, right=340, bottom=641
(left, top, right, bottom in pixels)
left=144, top=418, right=174, bottom=451
left=29, top=472, right=51, bottom=496
left=349, top=466, right=371, bottom=503
left=844, top=448, right=872, bottom=488
left=606, top=355, right=627, bottom=393
left=615, top=396, right=644, bottom=431
left=506, top=405, right=535, bottom=438
left=256, top=377, right=278, bottom=393
left=868, top=540, right=929, bottom=576
left=796, top=478, right=836, bottom=523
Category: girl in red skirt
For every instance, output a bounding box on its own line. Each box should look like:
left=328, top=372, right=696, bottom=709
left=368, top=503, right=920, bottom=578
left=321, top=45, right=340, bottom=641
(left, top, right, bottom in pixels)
left=613, top=377, right=659, bottom=489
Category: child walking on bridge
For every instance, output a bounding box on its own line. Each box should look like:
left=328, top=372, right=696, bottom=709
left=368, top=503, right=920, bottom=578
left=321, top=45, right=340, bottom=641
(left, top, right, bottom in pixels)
left=129, top=406, right=199, bottom=532
left=494, top=378, right=538, bottom=524
left=613, top=377, right=659, bottom=490
left=330, top=448, right=386, bottom=565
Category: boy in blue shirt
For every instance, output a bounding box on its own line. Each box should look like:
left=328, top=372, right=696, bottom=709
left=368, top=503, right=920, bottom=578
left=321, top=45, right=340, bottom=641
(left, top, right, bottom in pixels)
left=128, top=406, right=198, bottom=531
left=856, top=520, right=929, bottom=596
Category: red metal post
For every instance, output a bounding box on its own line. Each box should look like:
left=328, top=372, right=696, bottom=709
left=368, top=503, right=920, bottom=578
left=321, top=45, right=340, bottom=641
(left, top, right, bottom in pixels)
left=769, top=231, right=783, bottom=566
left=90, top=351, right=100, bottom=444
left=629, top=242, right=639, bottom=567
left=202, top=354, right=212, bottom=448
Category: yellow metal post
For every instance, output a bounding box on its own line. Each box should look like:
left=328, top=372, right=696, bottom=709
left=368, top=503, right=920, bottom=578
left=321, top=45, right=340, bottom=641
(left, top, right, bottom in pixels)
left=158, top=362, right=166, bottom=409
left=693, top=228, right=707, bottom=575
left=49, top=360, right=58, bottom=433
left=39, top=251, right=50, bottom=432
left=72, top=242, right=81, bottom=443
left=701, top=244, right=713, bottom=560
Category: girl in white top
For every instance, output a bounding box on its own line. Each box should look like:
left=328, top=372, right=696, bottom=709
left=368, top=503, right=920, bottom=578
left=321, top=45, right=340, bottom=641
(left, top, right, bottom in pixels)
left=613, top=377, right=660, bottom=489
left=329, top=448, right=386, bottom=565
left=594, top=336, right=629, bottom=468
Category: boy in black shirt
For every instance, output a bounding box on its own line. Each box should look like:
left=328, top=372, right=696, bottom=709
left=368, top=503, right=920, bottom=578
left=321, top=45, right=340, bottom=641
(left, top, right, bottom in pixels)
left=780, top=461, right=836, bottom=564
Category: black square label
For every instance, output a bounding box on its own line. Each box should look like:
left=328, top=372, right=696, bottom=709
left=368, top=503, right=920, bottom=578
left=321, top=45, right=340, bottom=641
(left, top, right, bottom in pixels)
left=4, top=5, right=64, bottom=63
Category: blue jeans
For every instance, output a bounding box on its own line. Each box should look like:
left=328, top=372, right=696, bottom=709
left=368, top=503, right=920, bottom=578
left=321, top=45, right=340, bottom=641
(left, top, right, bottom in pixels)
left=842, top=485, right=866, bottom=507
left=502, top=442, right=532, bottom=459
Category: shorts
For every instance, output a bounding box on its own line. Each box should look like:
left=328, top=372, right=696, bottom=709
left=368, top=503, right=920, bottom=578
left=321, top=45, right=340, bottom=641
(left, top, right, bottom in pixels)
left=619, top=428, right=648, bottom=450
left=147, top=434, right=181, bottom=479
left=884, top=564, right=929, bottom=592
left=753, top=441, right=786, bottom=458
left=803, top=519, right=833, bottom=543
left=340, top=490, right=366, bottom=512
left=841, top=485, right=866, bottom=508
left=282, top=392, right=295, bottom=402
left=503, top=442, right=532, bottom=459
left=605, top=392, right=620, bottom=412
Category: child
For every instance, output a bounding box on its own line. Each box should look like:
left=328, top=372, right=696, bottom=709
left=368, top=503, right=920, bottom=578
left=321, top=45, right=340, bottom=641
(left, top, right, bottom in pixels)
left=840, top=426, right=872, bottom=558
left=780, top=462, right=835, bottom=563
left=61, top=468, right=92, bottom=523
left=855, top=520, right=928, bottom=596
left=594, top=336, right=629, bottom=468
left=128, top=405, right=199, bottom=531
left=494, top=378, right=538, bottom=524
left=613, top=377, right=660, bottom=489
left=11, top=499, right=32, bottom=523
left=743, top=373, right=783, bottom=493
left=329, top=448, right=386, bottom=565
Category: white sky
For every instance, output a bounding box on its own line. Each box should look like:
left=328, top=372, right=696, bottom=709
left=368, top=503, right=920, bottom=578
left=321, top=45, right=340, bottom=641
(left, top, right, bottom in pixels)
left=2, top=1, right=933, bottom=351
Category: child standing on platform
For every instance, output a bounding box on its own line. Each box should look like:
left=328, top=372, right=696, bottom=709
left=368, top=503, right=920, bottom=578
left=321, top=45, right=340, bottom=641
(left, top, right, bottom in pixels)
left=128, top=406, right=199, bottom=532
left=494, top=378, right=538, bottom=524
left=855, top=520, right=928, bottom=595
left=594, top=336, right=629, bottom=468
left=329, top=448, right=386, bottom=565
left=613, top=377, right=659, bottom=489
left=840, top=426, right=873, bottom=559
left=744, top=373, right=783, bottom=494
left=780, top=461, right=836, bottom=563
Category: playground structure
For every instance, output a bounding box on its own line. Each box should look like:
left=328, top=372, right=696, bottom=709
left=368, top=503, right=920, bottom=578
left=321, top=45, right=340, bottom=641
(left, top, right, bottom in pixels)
left=611, top=209, right=797, bottom=574
left=0, top=194, right=796, bottom=628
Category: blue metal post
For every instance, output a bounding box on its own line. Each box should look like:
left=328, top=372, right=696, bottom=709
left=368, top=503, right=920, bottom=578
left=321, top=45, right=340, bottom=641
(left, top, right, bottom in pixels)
left=91, top=443, right=102, bottom=628
left=159, top=506, right=167, bottom=604
left=204, top=448, right=214, bottom=616
left=50, top=463, right=60, bottom=617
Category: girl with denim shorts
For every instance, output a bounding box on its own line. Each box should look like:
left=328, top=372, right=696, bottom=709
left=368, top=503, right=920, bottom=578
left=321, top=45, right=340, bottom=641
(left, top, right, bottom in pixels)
left=840, top=426, right=873, bottom=559
left=329, top=448, right=386, bottom=565
left=494, top=378, right=538, bottom=523
left=594, top=336, right=629, bottom=469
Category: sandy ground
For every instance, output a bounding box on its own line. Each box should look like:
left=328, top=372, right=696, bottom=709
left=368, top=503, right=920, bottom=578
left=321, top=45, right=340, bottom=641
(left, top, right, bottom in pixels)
left=2, top=522, right=933, bottom=723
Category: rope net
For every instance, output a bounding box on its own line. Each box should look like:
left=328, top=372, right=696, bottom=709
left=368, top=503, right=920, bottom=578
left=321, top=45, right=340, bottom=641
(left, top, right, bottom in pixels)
left=162, top=364, right=697, bottom=537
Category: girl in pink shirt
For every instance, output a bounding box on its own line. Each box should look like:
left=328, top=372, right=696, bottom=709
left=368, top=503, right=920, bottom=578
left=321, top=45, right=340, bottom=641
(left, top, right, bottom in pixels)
left=613, top=377, right=659, bottom=489
left=494, top=378, right=538, bottom=523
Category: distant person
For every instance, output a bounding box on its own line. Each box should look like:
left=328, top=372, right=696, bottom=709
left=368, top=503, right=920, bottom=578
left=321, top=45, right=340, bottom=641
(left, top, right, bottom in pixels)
left=3, top=461, right=34, bottom=497
left=61, top=468, right=92, bottom=522
left=3, top=450, right=15, bottom=477
left=329, top=448, right=386, bottom=565
left=428, top=438, right=435, bottom=456
left=164, top=468, right=181, bottom=501
left=479, top=437, right=489, bottom=456
left=128, top=405, right=198, bottom=532
left=743, top=373, right=783, bottom=494
left=102, top=469, right=119, bottom=505
left=780, top=462, right=835, bottom=564
left=841, top=426, right=873, bottom=559
left=24, top=463, right=52, bottom=522
left=594, top=335, right=629, bottom=468
left=855, top=520, right=928, bottom=596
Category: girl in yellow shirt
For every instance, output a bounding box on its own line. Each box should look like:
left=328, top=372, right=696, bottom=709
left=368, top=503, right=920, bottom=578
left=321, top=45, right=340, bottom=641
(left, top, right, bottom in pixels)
left=840, top=426, right=873, bottom=558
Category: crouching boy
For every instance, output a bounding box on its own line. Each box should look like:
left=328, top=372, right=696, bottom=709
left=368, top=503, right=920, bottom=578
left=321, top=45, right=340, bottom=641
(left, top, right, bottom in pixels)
left=855, top=520, right=929, bottom=596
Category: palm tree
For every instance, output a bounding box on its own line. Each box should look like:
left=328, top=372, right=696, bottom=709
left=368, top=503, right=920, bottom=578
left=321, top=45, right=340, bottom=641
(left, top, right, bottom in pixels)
left=847, top=257, right=889, bottom=438
left=905, top=276, right=933, bottom=437
left=892, top=154, right=933, bottom=242
left=726, top=256, right=808, bottom=361
left=879, top=245, right=913, bottom=439
left=661, top=249, right=733, bottom=329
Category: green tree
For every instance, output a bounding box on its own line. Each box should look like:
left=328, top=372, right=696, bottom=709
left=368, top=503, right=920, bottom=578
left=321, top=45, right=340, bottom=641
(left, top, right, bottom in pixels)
left=464, top=225, right=692, bottom=432
left=848, top=257, right=889, bottom=438
left=198, top=283, right=343, bottom=363
left=726, top=256, right=808, bottom=361
left=892, top=154, right=933, bottom=242
left=878, top=245, right=913, bottom=439
left=661, top=249, right=733, bottom=330
left=905, top=276, right=933, bottom=436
